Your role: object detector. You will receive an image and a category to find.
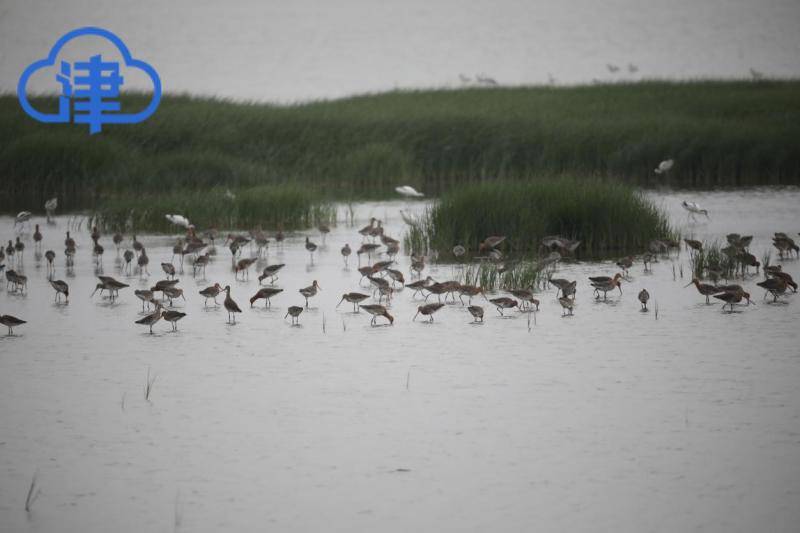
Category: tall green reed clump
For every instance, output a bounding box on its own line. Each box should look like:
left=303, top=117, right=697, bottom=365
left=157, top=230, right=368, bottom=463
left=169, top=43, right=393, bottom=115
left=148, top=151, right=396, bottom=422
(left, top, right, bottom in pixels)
left=687, top=240, right=738, bottom=281
left=458, top=257, right=556, bottom=291
left=91, top=185, right=334, bottom=233
left=414, top=179, right=675, bottom=258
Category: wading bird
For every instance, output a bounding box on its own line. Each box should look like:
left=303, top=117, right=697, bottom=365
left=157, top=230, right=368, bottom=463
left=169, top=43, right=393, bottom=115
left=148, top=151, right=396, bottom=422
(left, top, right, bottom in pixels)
left=285, top=305, right=303, bottom=325
left=161, top=310, right=187, bottom=331
left=468, top=305, right=484, bottom=322
left=1, top=314, right=26, bottom=335
left=360, top=304, right=394, bottom=326
left=395, top=185, right=424, bottom=198
left=305, top=237, right=318, bottom=261
left=337, top=292, right=370, bottom=312
left=559, top=296, right=574, bottom=316
left=135, top=303, right=163, bottom=334
left=638, top=289, right=649, bottom=310
left=684, top=278, right=719, bottom=304
left=414, top=303, right=445, bottom=322
left=49, top=279, right=69, bottom=303
left=199, top=283, right=223, bottom=307
left=654, top=159, right=674, bottom=175
left=489, top=297, right=518, bottom=316
left=135, top=289, right=154, bottom=311
left=223, top=285, right=242, bottom=323
left=258, top=264, right=285, bottom=284
left=757, top=278, right=788, bottom=302
left=682, top=201, right=710, bottom=221
left=250, top=287, right=283, bottom=308
left=341, top=244, right=351, bottom=266
left=299, top=280, right=321, bottom=308
left=713, top=289, right=752, bottom=312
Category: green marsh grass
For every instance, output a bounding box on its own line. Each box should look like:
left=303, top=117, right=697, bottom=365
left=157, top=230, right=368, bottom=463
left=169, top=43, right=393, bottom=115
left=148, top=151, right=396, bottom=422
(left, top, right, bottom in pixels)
left=688, top=240, right=737, bottom=281
left=412, top=179, right=675, bottom=257
left=457, top=259, right=554, bottom=292
left=91, top=185, right=334, bottom=233
left=2, top=80, right=799, bottom=213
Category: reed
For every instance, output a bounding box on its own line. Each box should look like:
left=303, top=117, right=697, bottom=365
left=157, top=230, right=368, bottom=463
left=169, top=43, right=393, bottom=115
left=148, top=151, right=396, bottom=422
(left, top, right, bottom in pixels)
left=457, top=257, right=554, bottom=292
left=412, top=179, right=675, bottom=257
left=688, top=241, right=737, bottom=281
left=90, top=185, right=335, bottom=233
left=2, top=80, right=799, bottom=212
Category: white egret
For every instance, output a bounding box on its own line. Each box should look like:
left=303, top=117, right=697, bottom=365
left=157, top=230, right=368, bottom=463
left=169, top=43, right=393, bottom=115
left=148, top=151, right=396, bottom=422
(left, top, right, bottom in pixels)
left=395, top=185, right=424, bottom=198
left=654, top=159, right=674, bottom=174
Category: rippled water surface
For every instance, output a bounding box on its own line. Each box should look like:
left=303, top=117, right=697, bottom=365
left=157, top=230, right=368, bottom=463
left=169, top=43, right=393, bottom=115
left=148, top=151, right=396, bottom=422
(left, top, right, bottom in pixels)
left=1, top=189, right=799, bottom=532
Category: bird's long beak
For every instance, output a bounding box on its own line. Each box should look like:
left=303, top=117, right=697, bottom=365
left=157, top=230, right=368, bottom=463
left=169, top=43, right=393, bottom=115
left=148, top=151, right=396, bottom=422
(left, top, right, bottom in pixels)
left=413, top=311, right=419, bottom=321
left=683, top=281, right=693, bottom=288
left=90, top=287, right=98, bottom=297
left=336, top=297, right=344, bottom=308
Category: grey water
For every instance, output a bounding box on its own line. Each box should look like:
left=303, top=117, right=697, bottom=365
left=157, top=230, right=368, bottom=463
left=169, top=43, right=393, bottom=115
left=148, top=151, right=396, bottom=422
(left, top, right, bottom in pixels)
left=0, top=189, right=798, bottom=531
left=2, top=0, right=799, bottom=101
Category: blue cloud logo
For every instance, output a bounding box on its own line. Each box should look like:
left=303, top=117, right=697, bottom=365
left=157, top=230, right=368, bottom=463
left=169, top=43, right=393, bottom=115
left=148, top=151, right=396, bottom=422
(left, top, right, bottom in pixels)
left=18, top=27, right=161, bottom=134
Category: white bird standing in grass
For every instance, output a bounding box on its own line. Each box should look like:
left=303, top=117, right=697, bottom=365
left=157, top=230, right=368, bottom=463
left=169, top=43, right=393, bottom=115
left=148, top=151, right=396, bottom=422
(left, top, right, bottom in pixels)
left=654, top=159, right=674, bottom=175
left=165, top=214, right=191, bottom=228
left=395, top=185, right=424, bottom=198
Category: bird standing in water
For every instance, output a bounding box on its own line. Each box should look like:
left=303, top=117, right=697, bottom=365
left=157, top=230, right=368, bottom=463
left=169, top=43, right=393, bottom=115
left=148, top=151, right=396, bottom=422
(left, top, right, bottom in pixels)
left=638, top=289, right=650, bottom=311
left=337, top=292, right=369, bottom=312
left=49, top=280, right=69, bottom=303
left=161, top=310, right=187, bottom=331
left=135, top=303, right=163, bottom=334
left=414, top=303, right=445, bottom=322
left=360, top=304, right=394, bottom=326
left=299, top=280, right=321, bottom=308
left=285, top=306, right=304, bottom=325
left=341, top=244, right=351, bottom=266
left=223, top=285, right=242, bottom=323
left=0, top=314, right=26, bottom=335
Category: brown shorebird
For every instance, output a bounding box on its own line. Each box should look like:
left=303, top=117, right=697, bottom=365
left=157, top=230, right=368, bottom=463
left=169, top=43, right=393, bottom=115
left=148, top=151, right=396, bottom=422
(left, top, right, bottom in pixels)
left=410, top=256, right=425, bottom=276
left=193, top=252, right=210, bottom=277
left=489, top=297, right=518, bottom=316
left=738, top=252, right=760, bottom=274
left=616, top=256, right=634, bottom=275
left=358, top=218, right=376, bottom=241
left=713, top=289, right=752, bottom=312
left=162, top=286, right=185, bottom=306
left=123, top=249, right=134, bottom=274
left=258, top=264, right=285, bottom=284
left=14, top=237, right=24, bottom=264
left=49, top=280, right=69, bottom=303
left=285, top=305, right=303, bottom=324
left=113, top=232, right=123, bottom=252
left=479, top=235, right=506, bottom=253
left=385, top=268, right=405, bottom=286
left=414, top=303, right=445, bottom=322
left=360, top=304, right=394, bottom=326
left=559, top=296, right=574, bottom=316
left=223, top=285, right=242, bottom=323
left=305, top=237, right=318, bottom=261
left=44, top=250, right=56, bottom=275
left=199, top=283, right=223, bottom=306
left=372, top=260, right=393, bottom=273
left=405, top=276, right=433, bottom=298
left=684, top=239, right=703, bottom=252
left=684, top=278, right=719, bottom=304
left=135, top=289, right=154, bottom=311
left=357, top=243, right=380, bottom=265
left=137, top=248, right=150, bottom=278
left=318, top=224, right=330, bottom=244
left=250, top=287, right=284, bottom=308
left=638, top=288, right=650, bottom=310
left=135, top=303, right=163, bottom=334
left=768, top=271, right=797, bottom=292
left=299, top=280, right=321, bottom=307
left=757, top=278, right=788, bottom=302
left=357, top=265, right=378, bottom=285
left=341, top=244, right=352, bottom=266
left=1, top=314, right=26, bottom=335
left=33, top=225, right=42, bottom=250
left=549, top=278, right=574, bottom=298
left=467, top=305, right=484, bottom=322
left=509, top=289, right=540, bottom=311
left=92, top=276, right=129, bottom=301
left=337, top=292, right=370, bottom=312
left=458, top=284, right=484, bottom=305
left=64, top=231, right=76, bottom=249
left=132, top=235, right=143, bottom=255
left=590, top=273, right=623, bottom=299
left=641, top=253, right=654, bottom=272
left=161, top=262, right=176, bottom=279
left=234, top=257, right=256, bottom=280
left=161, top=310, right=186, bottom=331
left=151, top=279, right=179, bottom=295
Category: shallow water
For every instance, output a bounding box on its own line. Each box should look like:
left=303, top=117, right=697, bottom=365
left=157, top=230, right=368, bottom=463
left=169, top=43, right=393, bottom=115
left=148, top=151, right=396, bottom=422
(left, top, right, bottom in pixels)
left=1, top=189, right=799, bottom=532
left=2, top=0, right=799, bottom=101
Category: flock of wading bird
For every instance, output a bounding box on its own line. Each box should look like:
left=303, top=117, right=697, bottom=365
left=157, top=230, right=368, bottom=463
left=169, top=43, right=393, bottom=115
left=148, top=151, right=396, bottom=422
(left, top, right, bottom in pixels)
left=1, top=209, right=798, bottom=336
